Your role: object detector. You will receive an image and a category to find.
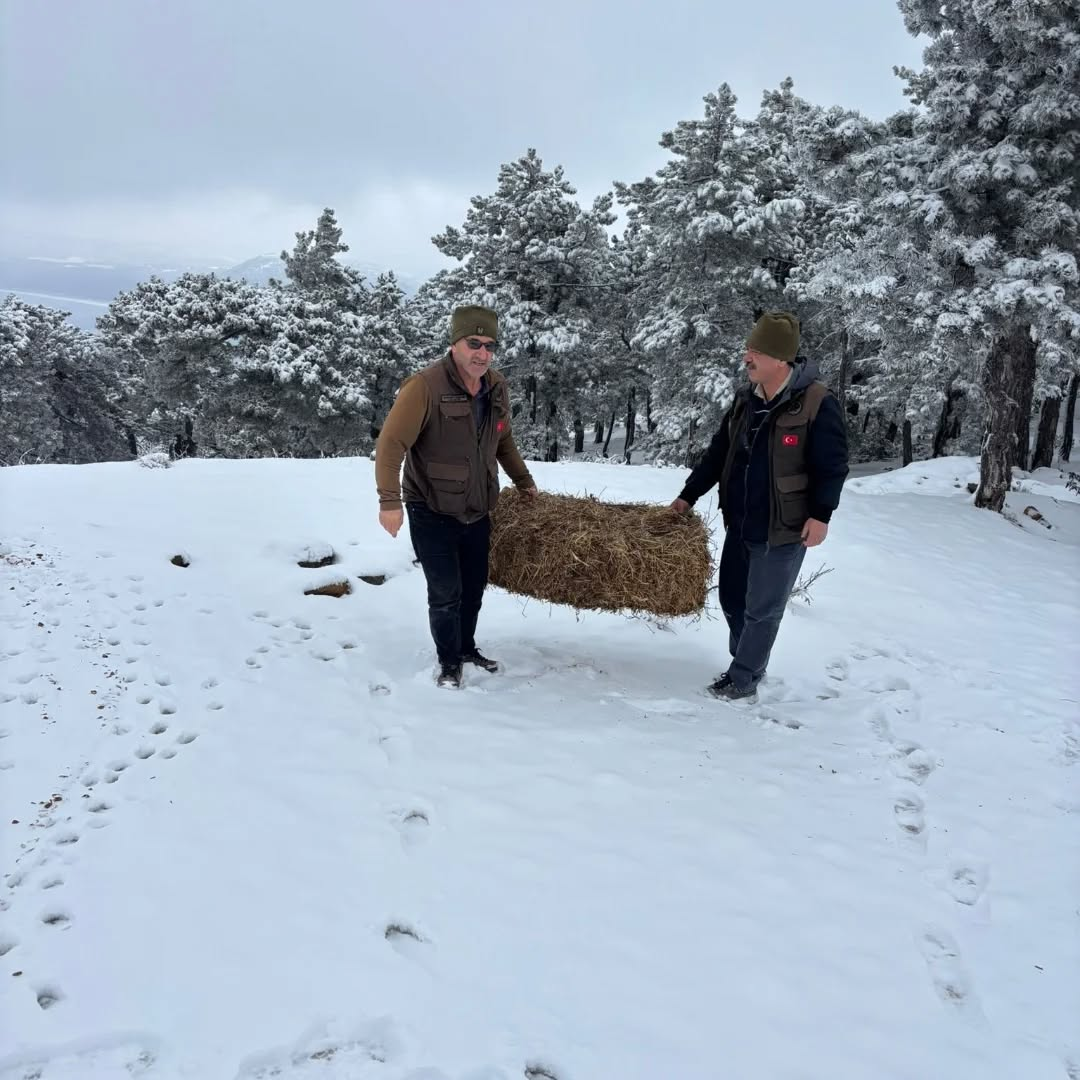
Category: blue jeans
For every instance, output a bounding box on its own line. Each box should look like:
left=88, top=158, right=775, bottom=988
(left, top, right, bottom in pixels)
left=718, top=531, right=806, bottom=690
left=406, top=503, right=490, bottom=666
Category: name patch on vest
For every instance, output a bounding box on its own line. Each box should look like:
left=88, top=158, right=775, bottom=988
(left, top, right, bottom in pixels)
left=440, top=394, right=469, bottom=403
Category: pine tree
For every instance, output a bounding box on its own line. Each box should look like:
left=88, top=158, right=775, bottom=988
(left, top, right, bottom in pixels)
left=885, top=0, right=1080, bottom=510
left=0, top=296, right=129, bottom=465
left=433, top=149, right=614, bottom=461
left=615, top=85, right=807, bottom=464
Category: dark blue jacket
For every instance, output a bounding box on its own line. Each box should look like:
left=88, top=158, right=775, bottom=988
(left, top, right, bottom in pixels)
left=679, top=360, right=848, bottom=542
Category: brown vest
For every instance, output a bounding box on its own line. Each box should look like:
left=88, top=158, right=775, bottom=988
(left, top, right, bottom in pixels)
left=402, top=355, right=511, bottom=522
left=719, top=381, right=829, bottom=546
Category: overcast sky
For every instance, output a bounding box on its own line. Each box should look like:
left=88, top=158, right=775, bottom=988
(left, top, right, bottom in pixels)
left=0, top=0, right=924, bottom=275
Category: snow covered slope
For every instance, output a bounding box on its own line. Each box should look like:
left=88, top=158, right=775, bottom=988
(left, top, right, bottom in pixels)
left=1, top=457, right=1077, bottom=1080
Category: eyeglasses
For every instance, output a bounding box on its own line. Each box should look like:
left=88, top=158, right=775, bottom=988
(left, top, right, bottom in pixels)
left=464, top=338, right=498, bottom=354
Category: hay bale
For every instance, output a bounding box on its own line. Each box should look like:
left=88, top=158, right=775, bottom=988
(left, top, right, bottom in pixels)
left=489, top=488, right=712, bottom=617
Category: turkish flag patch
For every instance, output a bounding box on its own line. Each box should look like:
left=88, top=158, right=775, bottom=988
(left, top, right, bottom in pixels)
left=496, top=421, right=505, bottom=433
left=782, top=434, right=799, bottom=447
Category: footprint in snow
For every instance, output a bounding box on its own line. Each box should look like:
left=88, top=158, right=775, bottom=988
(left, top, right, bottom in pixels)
left=918, top=927, right=981, bottom=1017
left=35, top=984, right=64, bottom=1011
left=201, top=676, right=219, bottom=689
left=525, top=1065, right=562, bottom=1080
left=0, top=937, right=16, bottom=957
left=397, top=809, right=430, bottom=849
left=893, top=790, right=926, bottom=837
left=41, top=910, right=72, bottom=928
left=946, top=860, right=989, bottom=906
left=149, top=721, right=168, bottom=735
left=384, top=922, right=427, bottom=957
left=176, top=732, right=198, bottom=745
left=892, top=743, right=936, bottom=784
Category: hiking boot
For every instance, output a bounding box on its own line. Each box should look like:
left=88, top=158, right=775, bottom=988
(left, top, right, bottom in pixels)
left=707, top=673, right=756, bottom=701
left=463, top=650, right=500, bottom=673
left=436, top=662, right=463, bottom=689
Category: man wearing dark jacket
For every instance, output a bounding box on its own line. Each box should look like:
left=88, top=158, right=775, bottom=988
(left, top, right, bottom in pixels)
left=671, top=312, right=849, bottom=700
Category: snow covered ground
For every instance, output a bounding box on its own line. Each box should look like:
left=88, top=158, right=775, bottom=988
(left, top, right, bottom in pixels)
left=1, top=455, right=1078, bottom=1080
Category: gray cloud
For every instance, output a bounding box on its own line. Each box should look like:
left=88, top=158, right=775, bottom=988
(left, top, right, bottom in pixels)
left=1, top=0, right=923, bottom=274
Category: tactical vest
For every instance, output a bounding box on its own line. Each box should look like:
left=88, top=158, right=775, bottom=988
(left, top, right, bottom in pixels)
left=719, top=381, right=829, bottom=546
left=402, top=355, right=511, bottom=523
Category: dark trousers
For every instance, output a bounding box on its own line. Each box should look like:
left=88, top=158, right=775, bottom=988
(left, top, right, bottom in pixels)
left=718, top=530, right=806, bottom=690
left=406, top=503, right=490, bottom=666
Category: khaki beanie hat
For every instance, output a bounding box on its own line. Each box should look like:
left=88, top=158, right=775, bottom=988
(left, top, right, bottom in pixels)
left=746, top=312, right=800, bottom=363
left=450, top=305, right=499, bottom=345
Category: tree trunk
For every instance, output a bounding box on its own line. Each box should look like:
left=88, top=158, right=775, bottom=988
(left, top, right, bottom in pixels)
left=543, top=398, right=559, bottom=462
left=573, top=411, right=585, bottom=455
left=902, top=419, right=913, bottom=466
left=976, top=324, right=1036, bottom=512
left=835, top=328, right=851, bottom=414
left=646, top=388, right=656, bottom=434
left=1011, top=337, right=1038, bottom=471
left=624, top=387, right=637, bottom=460
left=1062, top=371, right=1078, bottom=461
left=1031, top=391, right=1061, bottom=471
left=932, top=377, right=965, bottom=458
left=526, top=374, right=537, bottom=425
left=684, top=417, right=697, bottom=468
left=602, top=411, right=616, bottom=457
left=593, top=420, right=604, bottom=444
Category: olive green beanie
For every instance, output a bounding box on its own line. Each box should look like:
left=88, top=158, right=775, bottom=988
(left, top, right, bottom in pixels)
left=746, top=311, right=800, bottom=363
left=450, top=305, right=499, bottom=345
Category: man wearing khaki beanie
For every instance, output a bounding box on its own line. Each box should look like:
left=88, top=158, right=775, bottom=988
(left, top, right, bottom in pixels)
left=375, top=304, right=537, bottom=688
left=671, top=312, right=849, bottom=700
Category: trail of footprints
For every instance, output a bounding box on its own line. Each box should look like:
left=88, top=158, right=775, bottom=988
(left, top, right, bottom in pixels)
left=1, top=566, right=219, bottom=1017
left=833, top=645, right=991, bottom=1020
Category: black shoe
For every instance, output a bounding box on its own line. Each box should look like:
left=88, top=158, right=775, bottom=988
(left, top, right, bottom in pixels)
left=707, top=673, right=756, bottom=700
left=436, top=662, right=463, bottom=689
left=463, top=650, right=500, bottom=673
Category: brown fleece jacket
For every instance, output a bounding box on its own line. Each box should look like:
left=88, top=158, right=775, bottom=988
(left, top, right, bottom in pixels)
left=375, top=357, right=534, bottom=519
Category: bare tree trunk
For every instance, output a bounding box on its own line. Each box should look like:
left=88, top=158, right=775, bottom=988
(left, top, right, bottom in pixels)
left=593, top=420, right=604, bottom=444
left=602, top=411, right=616, bottom=457
left=543, top=398, right=559, bottom=462
left=902, top=419, right=914, bottom=466
left=646, top=388, right=656, bottom=434
left=976, top=324, right=1036, bottom=512
left=684, top=417, right=697, bottom=468
left=1011, top=338, right=1038, bottom=471
left=624, top=387, right=637, bottom=461
left=932, top=377, right=964, bottom=458
left=573, top=411, right=585, bottom=455
left=526, top=374, right=538, bottom=425
left=835, top=328, right=851, bottom=414
left=1062, top=371, right=1078, bottom=462
left=1031, top=391, right=1061, bottom=471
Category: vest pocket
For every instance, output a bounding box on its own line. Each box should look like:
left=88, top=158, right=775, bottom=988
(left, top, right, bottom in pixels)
left=427, top=461, right=469, bottom=515
left=775, top=473, right=809, bottom=529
